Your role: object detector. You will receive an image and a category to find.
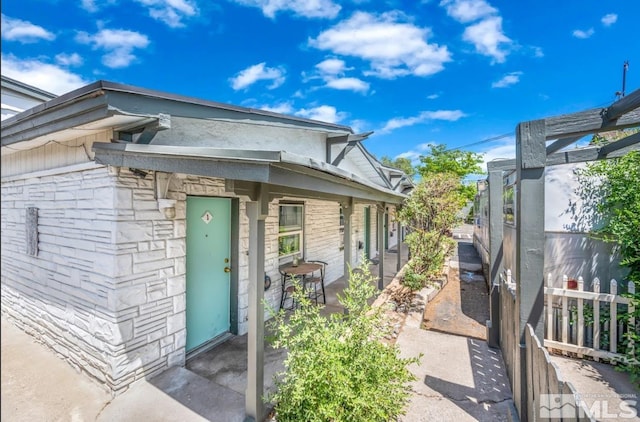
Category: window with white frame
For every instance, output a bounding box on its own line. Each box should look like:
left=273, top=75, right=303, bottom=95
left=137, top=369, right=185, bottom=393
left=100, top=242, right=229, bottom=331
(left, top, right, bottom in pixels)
left=279, top=203, right=304, bottom=259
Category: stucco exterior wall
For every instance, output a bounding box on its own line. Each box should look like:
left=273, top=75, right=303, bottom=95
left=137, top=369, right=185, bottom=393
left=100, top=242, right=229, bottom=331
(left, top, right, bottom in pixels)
left=152, top=116, right=326, bottom=159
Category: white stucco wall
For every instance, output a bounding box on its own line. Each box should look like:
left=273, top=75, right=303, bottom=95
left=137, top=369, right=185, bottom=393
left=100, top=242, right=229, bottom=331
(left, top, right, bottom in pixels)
left=151, top=116, right=327, bottom=160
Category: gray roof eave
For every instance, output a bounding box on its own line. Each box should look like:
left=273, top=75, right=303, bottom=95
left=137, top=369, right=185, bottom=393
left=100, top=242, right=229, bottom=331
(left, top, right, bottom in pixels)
left=92, top=142, right=406, bottom=204
left=2, top=80, right=353, bottom=148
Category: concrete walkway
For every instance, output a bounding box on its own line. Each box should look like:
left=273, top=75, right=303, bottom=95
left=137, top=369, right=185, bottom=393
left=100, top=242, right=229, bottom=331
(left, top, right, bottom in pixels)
left=1, top=238, right=519, bottom=421
left=398, top=227, right=516, bottom=421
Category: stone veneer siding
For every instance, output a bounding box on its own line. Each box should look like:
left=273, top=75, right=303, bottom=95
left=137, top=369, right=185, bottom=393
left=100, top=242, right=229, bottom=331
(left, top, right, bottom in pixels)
left=1, top=164, right=374, bottom=395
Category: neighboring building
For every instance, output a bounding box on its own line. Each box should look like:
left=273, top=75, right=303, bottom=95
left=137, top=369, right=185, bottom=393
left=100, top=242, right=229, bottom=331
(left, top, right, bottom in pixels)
left=1, top=75, right=57, bottom=121
left=473, top=162, right=626, bottom=290
left=0, top=79, right=412, bottom=412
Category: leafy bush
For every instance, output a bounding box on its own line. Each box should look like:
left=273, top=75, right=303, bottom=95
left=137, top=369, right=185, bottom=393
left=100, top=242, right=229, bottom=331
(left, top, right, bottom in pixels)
left=397, top=174, right=461, bottom=290
left=574, top=148, right=640, bottom=384
left=402, top=263, right=427, bottom=291
left=617, top=288, right=640, bottom=387
left=266, top=261, right=420, bottom=422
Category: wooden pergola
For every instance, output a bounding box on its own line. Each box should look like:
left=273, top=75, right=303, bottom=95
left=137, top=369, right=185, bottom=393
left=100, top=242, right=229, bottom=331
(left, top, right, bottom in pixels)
left=486, top=89, right=640, bottom=420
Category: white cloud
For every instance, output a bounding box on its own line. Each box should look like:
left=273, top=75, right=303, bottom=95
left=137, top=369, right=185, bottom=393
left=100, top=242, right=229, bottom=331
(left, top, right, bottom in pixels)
left=311, top=58, right=370, bottom=93
left=440, top=0, right=496, bottom=23
left=601, top=13, right=617, bottom=27
left=325, top=77, right=370, bottom=93
left=135, top=0, right=199, bottom=28
left=295, top=105, right=346, bottom=123
left=231, top=0, right=340, bottom=19
left=80, top=0, right=117, bottom=12
left=316, top=58, right=350, bottom=75
left=81, top=0, right=99, bottom=12
left=258, top=102, right=295, bottom=114
left=478, top=137, right=515, bottom=172
left=396, top=142, right=435, bottom=165
left=531, top=46, right=544, bottom=58
left=76, top=28, right=150, bottom=68
left=427, top=93, right=440, bottom=99
left=492, top=71, right=522, bottom=88
left=230, top=62, right=286, bottom=90
left=1, top=14, right=55, bottom=43
left=1, top=54, right=88, bottom=95
left=380, top=109, right=466, bottom=133
left=309, top=11, right=451, bottom=79
left=463, top=16, right=511, bottom=63
left=572, top=28, right=594, bottom=39
left=55, top=53, right=84, bottom=67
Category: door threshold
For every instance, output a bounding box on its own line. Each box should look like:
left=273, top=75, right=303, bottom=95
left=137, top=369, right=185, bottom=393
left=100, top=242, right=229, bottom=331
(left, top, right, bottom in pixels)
left=186, top=332, right=233, bottom=361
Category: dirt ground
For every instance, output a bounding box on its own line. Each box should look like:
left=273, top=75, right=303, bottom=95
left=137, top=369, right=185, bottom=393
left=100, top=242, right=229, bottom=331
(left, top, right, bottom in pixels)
left=422, top=241, right=490, bottom=340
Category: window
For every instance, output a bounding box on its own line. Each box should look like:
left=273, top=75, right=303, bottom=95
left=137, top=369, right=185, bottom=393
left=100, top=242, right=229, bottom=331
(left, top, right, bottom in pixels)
left=339, top=206, right=345, bottom=250
left=279, top=203, right=304, bottom=258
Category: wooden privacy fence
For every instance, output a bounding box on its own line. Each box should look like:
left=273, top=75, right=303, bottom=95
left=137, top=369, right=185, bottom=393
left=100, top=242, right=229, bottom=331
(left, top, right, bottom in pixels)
left=499, top=270, right=519, bottom=412
left=544, top=274, right=636, bottom=362
left=525, top=324, right=595, bottom=421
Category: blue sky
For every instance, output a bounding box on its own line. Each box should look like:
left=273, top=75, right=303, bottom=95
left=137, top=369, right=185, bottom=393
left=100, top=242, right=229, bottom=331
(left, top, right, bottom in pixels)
left=1, top=0, right=638, bottom=171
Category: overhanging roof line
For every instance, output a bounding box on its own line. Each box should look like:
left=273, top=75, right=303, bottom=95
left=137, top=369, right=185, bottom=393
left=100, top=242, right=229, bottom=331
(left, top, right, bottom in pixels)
left=92, top=142, right=282, bottom=162
left=327, top=131, right=373, bottom=142
left=91, top=143, right=405, bottom=203
left=355, top=142, right=394, bottom=189
left=331, top=140, right=358, bottom=166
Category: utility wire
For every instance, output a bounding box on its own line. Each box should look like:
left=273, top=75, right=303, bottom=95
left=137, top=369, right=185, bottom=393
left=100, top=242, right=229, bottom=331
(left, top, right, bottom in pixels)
left=443, top=94, right=625, bottom=154
left=443, top=132, right=512, bottom=152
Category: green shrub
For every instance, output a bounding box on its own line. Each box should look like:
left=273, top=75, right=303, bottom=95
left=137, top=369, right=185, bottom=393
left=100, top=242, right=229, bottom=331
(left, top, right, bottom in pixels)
left=397, top=174, right=461, bottom=291
left=402, top=264, right=426, bottom=291
left=266, top=260, right=420, bottom=422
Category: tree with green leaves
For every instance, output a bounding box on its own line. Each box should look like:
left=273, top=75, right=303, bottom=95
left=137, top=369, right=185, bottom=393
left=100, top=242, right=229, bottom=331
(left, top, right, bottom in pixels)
left=574, top=149, right=640, bottom=385
left=415, top=144, right=483, bottom=202
left=397, top=173, right=463, bottom=290
left=380, top=156, right=416, bottom=179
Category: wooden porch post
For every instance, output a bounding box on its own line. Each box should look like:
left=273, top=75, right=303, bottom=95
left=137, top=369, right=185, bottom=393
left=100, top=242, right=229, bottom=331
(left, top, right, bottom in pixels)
left=342, top=198, right=353, bottom=287
left=396, top=218, right=402, bottom=272
left=245, top=186, right=268, bottom=422
left=487, top=169, right=503, bottom=348
left=515, top=119, right=546, bottom=421
left=377, top=204, right=385, bottom=290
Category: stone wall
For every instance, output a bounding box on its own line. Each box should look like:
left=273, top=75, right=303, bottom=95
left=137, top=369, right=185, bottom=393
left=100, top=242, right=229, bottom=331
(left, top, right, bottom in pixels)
left=1, top=164, right=377, bottom=394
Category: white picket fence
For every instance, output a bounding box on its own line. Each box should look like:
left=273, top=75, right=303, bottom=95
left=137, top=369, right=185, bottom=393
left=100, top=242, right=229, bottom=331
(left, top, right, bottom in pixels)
left=544, top=273, right=636, bottom=361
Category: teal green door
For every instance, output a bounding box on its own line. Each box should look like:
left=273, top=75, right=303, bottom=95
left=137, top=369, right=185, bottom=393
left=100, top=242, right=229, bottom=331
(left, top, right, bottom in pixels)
left=364, top=207, right=371, bottom=259
left=186, top=196, right=231, bottom=352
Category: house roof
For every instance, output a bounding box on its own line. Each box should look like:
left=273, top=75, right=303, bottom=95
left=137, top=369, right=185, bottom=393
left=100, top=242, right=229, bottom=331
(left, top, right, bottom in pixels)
left=1, top=80, right=410, bottom=204
left=1, top=75, right=57, bottom=102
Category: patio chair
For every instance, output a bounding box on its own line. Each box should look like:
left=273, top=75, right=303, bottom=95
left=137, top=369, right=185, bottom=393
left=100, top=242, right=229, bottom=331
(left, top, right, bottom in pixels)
left=279, top=269, right=298, bottom=310
left=304, top=260, right=327, bottom=305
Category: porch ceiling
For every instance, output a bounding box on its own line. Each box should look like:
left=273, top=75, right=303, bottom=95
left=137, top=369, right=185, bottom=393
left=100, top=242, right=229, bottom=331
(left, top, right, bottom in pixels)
left=92, top=142, right=406, bottom=204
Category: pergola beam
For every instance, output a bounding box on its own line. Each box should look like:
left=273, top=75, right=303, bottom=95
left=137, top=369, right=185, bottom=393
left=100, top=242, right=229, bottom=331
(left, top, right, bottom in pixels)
left=545, top=135, right=583, bottom=155
left=487, top=135, right=640, bottom=171
left=605, top=89, right=640, bottom=120
left=545, top=89, right=640, bottom=140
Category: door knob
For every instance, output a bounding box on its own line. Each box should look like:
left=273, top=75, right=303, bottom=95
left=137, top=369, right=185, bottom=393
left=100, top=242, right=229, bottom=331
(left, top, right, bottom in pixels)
left=224, top=267, right=231, bottom=273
